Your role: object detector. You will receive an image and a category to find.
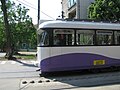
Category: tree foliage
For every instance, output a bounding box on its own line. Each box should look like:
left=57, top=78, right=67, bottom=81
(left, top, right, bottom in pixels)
left=88, top=0, right=120, bottom=21
left=0, top=19, right=5, bottom=51
left=0, top=0, right=37, bottom=52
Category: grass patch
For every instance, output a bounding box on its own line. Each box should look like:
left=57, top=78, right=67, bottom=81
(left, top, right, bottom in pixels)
left=0, top=57, right=6, bottom=60
left=0, top=52, right=36, bottom=60
left=14, top=54, right=36, bottom=60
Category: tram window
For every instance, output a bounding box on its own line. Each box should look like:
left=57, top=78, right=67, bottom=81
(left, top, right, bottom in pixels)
left=115, top=31, right=120, bottom=45
left=96, top=30, right=113, bottom=45
left=53, top=29, right=74, bottom=46
left=38, top=31, right=49, bottom=46
left=44, top=32, right=49, bottom=46
left=53, top=35, right=60, bottom=45
left=76, top=30, right=94, bottom=45
left=37, top=32, right=44, bottom=46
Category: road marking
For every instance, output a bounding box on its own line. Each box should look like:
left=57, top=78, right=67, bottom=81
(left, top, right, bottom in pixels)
left=0, top=61, right=6, bottom=64
left=30, top=60, right=36, bottom=63
left=22, top=61, right=26, bottom=63
left=30, top=61, right=39, bottom=67
left=11, top=61, right=16, bottom=64
left=0, top=60, right=36, bottom=65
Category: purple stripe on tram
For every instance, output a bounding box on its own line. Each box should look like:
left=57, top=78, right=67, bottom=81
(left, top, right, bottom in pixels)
left=40, top=53, right=120, bottom=72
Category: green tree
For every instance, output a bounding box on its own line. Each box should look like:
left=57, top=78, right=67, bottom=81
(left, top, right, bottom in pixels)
left=88, top=0, right=120, bottom=21
left=0, top=21, right=5, bottom=51
left=0, top=0, right=37, bottom=56
left=0, top=11, right=4, bottom=50
left=9, top=3, right=37, bottom=51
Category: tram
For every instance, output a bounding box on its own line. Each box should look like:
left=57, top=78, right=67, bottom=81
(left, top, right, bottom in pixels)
left=37, top=20, right=120, bottom=73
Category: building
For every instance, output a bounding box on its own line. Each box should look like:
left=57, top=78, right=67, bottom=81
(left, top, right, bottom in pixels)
left=62, top=0, right=94, bottom=19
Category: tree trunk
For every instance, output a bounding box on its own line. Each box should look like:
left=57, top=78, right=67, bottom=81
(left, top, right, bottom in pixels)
left=0, top=0, right=13, bottom=59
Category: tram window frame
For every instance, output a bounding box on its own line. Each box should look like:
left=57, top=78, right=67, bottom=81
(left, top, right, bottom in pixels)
left=53, top=29, right=75, bottom=46
left=76, top=30, right=95, bottom=45
left=44, top=31, right=49, bottom=46
left=38, top=29, right=120, bottom=47
left=38, top=31, right=49, bottom=46
left=114, top=31, right=120, bottom=45
left=96, top=30, right=113, bottom=45
left=37, top=31, right=44, bottom=46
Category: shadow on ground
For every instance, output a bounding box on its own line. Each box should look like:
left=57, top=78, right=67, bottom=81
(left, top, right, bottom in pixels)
left=12, top=59, right=37, bottom=68
left=40, top=70, right=120, bottom=90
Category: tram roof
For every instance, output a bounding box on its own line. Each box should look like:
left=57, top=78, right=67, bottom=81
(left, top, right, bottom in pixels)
left=38, top=20, right=120, bottom=31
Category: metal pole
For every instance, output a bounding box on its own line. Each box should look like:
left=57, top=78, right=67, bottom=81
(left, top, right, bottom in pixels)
left=38, top=0, right=40, bottom=28
left=37, top=0, right=40, bottom=68
left=62, top=11, right=64, bottom=19
left=76, top=0, right=80, bottom=19
left=37, top=0, right=40, bottom=48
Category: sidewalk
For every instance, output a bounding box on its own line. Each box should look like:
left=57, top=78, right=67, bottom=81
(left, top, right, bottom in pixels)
left=18, top=51, right=36, bottom=55
left=0, top=52, right=6, bottom=57
left=0, top=79, right=20, bottom=90
left=0, top=51, right=36, bottom=56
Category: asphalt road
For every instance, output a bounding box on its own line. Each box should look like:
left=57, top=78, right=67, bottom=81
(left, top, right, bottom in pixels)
left=20, top=71, right=120, bottom=90
left=0, top=60, right=39, bottom=78
left=0, top=59, right=39, bottom=90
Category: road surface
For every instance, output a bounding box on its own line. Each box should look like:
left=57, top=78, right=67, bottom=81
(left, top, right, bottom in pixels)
left=0, top=54, right=120, bottom=90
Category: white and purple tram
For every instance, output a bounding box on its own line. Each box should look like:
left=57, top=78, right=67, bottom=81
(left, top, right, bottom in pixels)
left=37, top=20, right=120, bottom=73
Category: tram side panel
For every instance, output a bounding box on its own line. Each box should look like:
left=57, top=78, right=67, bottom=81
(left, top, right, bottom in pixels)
left=40, top=46, right=120, bottom=73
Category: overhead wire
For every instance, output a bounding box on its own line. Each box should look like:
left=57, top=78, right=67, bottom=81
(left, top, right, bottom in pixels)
left=22, top=0, right=35, bottom=6
left=16, top=0, right=55, bottom=20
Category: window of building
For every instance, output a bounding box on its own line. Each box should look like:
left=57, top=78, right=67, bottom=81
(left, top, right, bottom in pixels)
left=76, top=30, right=94, bottom=45
left=68, top=0, right=76, bottom=8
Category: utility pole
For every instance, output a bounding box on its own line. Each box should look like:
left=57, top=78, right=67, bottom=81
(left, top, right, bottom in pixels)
left=61, top=11, right=64, bottom=19
left=37, top=0, right=40, bottom=49
left=37, top=0, right=40, bottom=28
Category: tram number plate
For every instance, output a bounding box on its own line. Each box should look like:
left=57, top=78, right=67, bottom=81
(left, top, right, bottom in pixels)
left=94, top=60, right=105, bottom=65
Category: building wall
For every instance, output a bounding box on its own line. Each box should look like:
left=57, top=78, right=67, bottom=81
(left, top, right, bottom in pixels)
left=79, top=0, right=94, bottom=19
left=62, top=0, right=94, bottom=19
left=62, top=0, right=69, bottom=19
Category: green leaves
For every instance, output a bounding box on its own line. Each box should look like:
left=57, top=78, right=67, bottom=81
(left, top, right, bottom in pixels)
left=88, top=0, right=120, bottom=21
left=0, top=0, right=36, bottom=51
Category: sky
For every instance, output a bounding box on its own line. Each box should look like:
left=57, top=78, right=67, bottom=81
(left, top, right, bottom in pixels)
left=12, top=0, right=62, bottom=24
